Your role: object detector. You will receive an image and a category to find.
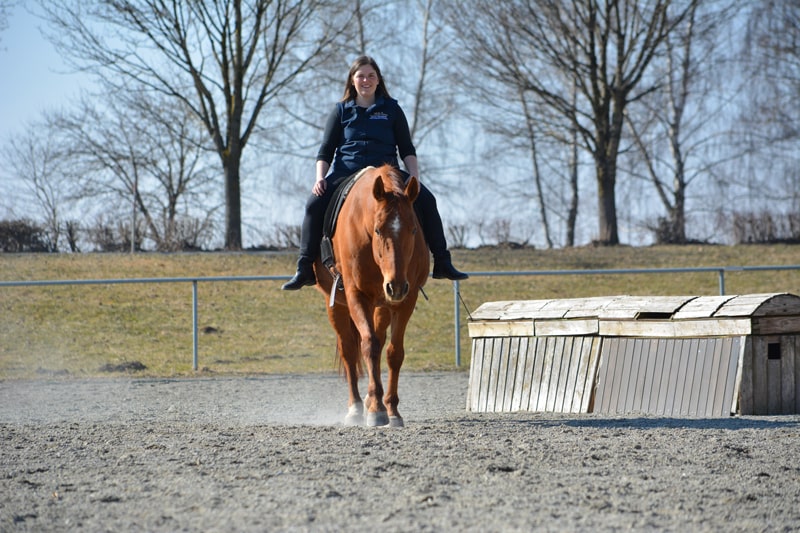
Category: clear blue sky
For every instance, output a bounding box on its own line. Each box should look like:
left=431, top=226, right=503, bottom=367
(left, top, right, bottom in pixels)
left=0, top=4, right=90, bottom=140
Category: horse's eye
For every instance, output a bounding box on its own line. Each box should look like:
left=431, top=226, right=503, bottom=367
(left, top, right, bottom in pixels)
left=375, top=228, right=381, bottom=236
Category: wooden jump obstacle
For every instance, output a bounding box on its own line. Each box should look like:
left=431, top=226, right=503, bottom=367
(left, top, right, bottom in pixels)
left=467, top=293, right=800, bottom=417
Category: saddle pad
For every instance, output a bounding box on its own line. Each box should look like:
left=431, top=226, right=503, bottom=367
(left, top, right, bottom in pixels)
left=320, top=167, right=372, bottom=269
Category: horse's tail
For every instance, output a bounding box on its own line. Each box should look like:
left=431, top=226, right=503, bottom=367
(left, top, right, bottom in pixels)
left=335, top=324, right=364, bottom=379
left=335, top=348, right=365, bottom=379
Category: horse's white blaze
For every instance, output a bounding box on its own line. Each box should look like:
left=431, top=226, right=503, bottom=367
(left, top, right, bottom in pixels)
left=389, top=212, right=402, bottom=238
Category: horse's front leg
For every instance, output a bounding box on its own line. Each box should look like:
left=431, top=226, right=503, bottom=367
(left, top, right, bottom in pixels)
left=348, top=292, right=388, bottom=427
left=384, top=301, right=415, bottom=428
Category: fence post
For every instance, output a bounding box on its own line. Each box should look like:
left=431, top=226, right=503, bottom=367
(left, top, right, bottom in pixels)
left=454, top=280, right=461, bottom=367
left=192, top=280, right=199, bottom=371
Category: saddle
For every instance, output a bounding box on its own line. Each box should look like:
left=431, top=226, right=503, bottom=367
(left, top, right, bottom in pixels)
left=319, top=167, right=372, bottom=305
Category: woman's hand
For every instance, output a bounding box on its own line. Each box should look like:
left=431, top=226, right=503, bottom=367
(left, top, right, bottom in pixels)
left=312, top=177, right=327, bottom=197
left=313, top=160, right=330, bottom=196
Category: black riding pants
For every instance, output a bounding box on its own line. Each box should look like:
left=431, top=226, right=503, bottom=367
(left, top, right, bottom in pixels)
left=298, top=171, right=449, bottom=264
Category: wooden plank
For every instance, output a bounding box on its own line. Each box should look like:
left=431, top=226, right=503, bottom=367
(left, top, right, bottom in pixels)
left=694, top=339, right=714, bottom=416
left=593, top=338, right=615, bottom=413
left=752, top=316, right=800, bottom=335
left=468, top=320, right=534, bottom=338
left=600, top=296, right=694, bottom=319
left=476, top=337, right=492, bottom=412
left=651, top=339, right=668, bottom=415
left=684, top=338, right=699, bottom=416
left=752, top=337, right=768, bottom=415
left=599, top=319, right=752, bottom=338
left=568, top=337, right=587, bottom=413
left=714, top=293, right=785, bottom=317
left=722, top=337, right=742, bottom=416
left=602, top=338, right=626, bottom=414
left=542, top=296, right=610, bottom=316
left=749, top=293, right=800, bottom=316
left=673, top=296, right=736, bottom=319
left=534, top=319, right=599, bottom=336
left=475, top=338, right=492, bottom=412
left=561, top=296, right=621, bottom=318
left=580, top=337, right=602, bottom=413
left=791, top=335, right=800, bottom=414
left=660, top=341, right=679, bottom=415
left=485, top=337, right=504, bottom=412
left=502, top=337, right=521, bottom=412
left=737, top=337, right=754, bottom=415
left=528, top=337, right=551, bottom=412
left=510, top=337, right=529, bottom=411
left=553, top=338, right=571, bottom=412
left=691, top=338, right=709, bottom=416
left=618, top=338, right=636, bottom=413
left=469, top=300, right=549, bottom=321
left=494, top=337, right=512, bottom=412
left=638, top=339, right=657, bottom=413
left=671, top=339, right=690, bottom=416
left=561, top=337, right=581, bottom=412
left=565, top=337, right=586, bottom=412
left=707, top=338, right=725, bottom=416
left=674, top=339, right=692, bottom=416
left=556, top=337, right=577, bottom=412
left=794, top=337, right=800, bottom=414
left=467, top=339, right=483, bottom=411
left=546, top=336, right=566, bottom=412
left=519, top=337, right=537, bottom=411
left=630, top=339, right=649, bottom=413
left=780, top=335, right=795, bottom=414
left=479, top=337, right=496, bottom=412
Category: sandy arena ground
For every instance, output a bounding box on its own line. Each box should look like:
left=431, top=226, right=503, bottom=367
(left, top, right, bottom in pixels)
left=3, top=372, right=800, bottom=532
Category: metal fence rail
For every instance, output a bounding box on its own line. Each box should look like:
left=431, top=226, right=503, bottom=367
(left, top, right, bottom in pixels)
left=3, top=264, right=799, bottom=370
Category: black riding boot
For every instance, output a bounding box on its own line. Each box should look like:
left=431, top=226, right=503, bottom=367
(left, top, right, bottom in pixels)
left=282, top=188, right=332, bottom=291
left=281, top=256, right=316, bottom=290
left=415, top=184, right=468, bottom=281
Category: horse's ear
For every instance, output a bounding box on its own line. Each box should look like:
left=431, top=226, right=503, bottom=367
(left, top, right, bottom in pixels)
left=372, top=175, right=386, bottom=201
left=405, top=176, right=420, bottom=203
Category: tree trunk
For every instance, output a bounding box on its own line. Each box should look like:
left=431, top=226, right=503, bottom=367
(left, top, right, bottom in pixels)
left=595, top=159, right=619, bottom=245
left=223, top=153, right=242, bottom=251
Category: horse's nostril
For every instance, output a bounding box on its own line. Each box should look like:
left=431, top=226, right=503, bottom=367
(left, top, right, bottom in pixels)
left=386, top=283, right=393, bottom=296
left=403, top=282, right=409, bottom=296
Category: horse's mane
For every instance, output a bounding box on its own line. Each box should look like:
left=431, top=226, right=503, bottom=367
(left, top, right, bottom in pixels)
left=377, top=164, right=407, bottom=196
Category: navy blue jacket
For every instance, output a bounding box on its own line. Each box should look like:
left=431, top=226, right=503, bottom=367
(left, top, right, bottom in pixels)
left=316, top=96, right=416, bottom=180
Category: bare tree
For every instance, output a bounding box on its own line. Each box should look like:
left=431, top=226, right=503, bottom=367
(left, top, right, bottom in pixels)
left=624, top=1, right=740, bottom=243
left=738, top=0, right=800, bottom=213
left=0, top=1, right=15, bottom=44
left=52, top=90, right=219, bottom=251
left=449, top=0, right=698, bottom=245
left=2, top=124, right=75, bottom=251
left=39, top=0, right=344, bottom=250
left=745, top=0, right=800, bottom=146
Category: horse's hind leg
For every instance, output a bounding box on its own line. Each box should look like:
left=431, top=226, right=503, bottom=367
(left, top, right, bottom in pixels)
left=329, top=306, right=363, bottom=425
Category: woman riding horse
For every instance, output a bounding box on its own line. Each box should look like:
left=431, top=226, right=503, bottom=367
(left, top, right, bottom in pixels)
left=282, top=55, right=467, bottom=290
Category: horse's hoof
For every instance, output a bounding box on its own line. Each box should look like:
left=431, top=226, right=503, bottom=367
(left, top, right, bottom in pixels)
left=366, top=411, right=389, bottom=427
left=344, top=403, right=363, bottom=426
left=389, top=416, right=404, bottom=428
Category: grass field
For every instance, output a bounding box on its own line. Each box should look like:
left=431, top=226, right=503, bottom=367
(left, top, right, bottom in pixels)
left=2, top=244, right=799, bottom=379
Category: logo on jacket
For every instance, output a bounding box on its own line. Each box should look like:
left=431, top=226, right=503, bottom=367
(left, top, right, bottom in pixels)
left=370, top=112, right=389, bottom=120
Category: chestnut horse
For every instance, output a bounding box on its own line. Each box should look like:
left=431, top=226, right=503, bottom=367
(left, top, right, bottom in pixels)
left=315, top=164, right=429, bottom=427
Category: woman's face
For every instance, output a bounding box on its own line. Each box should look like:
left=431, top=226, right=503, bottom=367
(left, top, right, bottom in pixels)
left=352, top=65, right=379, bottom=100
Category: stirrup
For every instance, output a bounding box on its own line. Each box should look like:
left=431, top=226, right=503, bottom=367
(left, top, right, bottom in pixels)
left=328, top=273, right=343, bottom=307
